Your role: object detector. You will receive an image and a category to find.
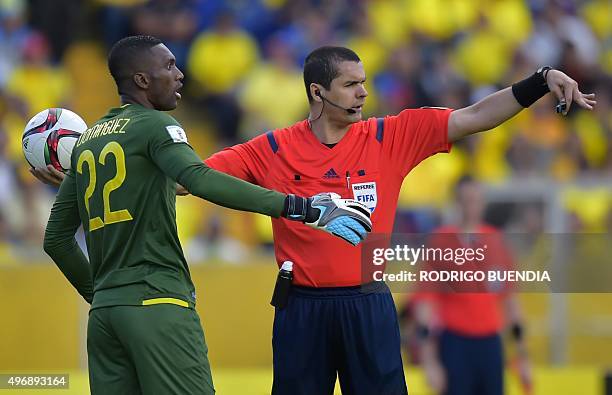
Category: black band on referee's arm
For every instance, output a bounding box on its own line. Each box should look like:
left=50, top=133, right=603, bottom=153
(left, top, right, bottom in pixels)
left=511, top=66, right=551, bottom=108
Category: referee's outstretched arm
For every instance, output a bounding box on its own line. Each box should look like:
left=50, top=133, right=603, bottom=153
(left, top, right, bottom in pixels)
left=447, top=67, right=596, bottom=143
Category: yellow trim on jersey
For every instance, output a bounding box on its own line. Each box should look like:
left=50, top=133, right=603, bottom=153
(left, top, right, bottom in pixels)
left=142, top=297, right=189, bottom=308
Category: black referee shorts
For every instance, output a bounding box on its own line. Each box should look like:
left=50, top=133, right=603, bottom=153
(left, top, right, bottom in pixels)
left=271, top=281, right=408, bottom=395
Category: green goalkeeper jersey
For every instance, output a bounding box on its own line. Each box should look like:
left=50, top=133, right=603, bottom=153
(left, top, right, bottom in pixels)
left=44, top=103, right=286, bottom=309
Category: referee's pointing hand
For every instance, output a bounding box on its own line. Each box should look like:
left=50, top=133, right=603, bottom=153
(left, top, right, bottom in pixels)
left=545, top=69, right=597, bottom=115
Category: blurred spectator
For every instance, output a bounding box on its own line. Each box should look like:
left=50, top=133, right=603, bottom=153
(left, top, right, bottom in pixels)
left=275, top=6, right=337, bottom=65
left=0, top=120, right=18, bottom=241
left=415, top=0, right=485, bottom=41
left=374, top=44, right=427, bottom=114
left=345, top=10, right=388, bottom=79
left=452, top=18, right=514, bottom=86
left=27, top=0, right=84, bottom=61
left=188, top=9, right=258, bottom=94
left=5, top=32, right=72, bottom=116
left=187, top=9, right=258, bottom=143
left=365, top=0, right=410, bottom=48
left=192, top=0, right=226, bottom=32
left=94, top=0, right=146, bottom=49
left=421, top=48, right=469, bottom=109
left=550, top=2, right=600, bottom=70
left=523, top=0, right=600, bottom=71
left=0, top=0, right=30, bottom=88
left=485, top=0, right=533, bottom=46
left=0, top=112, right=48, bottom=258
left=232, top=0, right=283, bottom=47
left=132, top=0, right=198, bottom=70
left=238, top=34, right=307, bottom=137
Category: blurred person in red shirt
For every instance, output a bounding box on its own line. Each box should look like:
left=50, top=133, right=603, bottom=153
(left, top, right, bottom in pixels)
left=410, top=176, right=532, bottom=395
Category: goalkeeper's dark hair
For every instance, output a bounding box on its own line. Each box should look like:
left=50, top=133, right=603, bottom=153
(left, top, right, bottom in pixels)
left=107, top=35, right=162, bottom=92
left=303, top=46, right=360, bottom=103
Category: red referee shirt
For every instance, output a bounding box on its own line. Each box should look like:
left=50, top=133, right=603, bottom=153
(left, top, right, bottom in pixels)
left=414, top=224, right=515, bottom=336
left=205, top=108, right=452, bottom=287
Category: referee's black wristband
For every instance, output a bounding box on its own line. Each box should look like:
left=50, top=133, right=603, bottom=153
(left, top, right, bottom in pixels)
left=511, top=67, right=551, bottom=108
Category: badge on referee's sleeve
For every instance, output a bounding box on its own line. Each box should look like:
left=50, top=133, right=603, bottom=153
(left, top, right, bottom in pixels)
left=352, top=181, right=377, bottom=213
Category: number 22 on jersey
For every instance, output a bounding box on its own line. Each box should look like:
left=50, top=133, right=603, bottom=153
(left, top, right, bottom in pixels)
left=76, top=141, right=133, bottom=231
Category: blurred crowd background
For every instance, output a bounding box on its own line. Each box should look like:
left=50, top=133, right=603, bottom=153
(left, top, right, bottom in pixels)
left=0, top=0, right=610, bottom=262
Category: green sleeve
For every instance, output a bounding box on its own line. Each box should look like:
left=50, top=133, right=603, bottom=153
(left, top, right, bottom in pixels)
left=43, top=170, right=93, bottom=303
left=148, top=121, right=286, bottom=217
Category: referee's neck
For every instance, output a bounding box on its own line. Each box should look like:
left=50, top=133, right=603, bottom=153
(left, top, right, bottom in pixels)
left=308, top=117, right=351, bottom=144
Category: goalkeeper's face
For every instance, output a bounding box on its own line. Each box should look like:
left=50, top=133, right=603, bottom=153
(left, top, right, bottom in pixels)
left=145, top=44, right=184, bottom=111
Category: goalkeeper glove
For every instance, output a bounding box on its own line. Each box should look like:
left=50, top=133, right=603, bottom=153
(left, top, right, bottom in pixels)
left=283, top=193, right=372, bottom=246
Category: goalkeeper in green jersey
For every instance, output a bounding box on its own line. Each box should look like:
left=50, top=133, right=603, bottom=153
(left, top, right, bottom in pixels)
left=34, top=35, right=371, bottom=395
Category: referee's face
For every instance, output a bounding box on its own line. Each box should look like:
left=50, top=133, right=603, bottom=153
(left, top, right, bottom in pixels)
left=327, top=61, right=368, bottom=124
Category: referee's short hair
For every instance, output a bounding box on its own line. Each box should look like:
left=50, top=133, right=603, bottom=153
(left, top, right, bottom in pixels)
left=107, top=35, right=162, bottom=92
left=303, top=46, right=361, bottom=103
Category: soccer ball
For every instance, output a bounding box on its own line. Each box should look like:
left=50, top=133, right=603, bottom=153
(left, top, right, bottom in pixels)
left=22, top=108, right=87, bottom=172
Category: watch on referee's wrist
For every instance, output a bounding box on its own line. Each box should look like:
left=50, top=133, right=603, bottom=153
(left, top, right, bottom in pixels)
left=537, top=66, right=552, bottom=85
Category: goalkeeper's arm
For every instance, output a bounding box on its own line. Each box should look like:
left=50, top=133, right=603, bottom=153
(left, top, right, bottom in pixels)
left=153, top=142, right=372, bottom=245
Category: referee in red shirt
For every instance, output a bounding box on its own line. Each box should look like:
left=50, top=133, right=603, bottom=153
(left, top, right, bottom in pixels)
left=412, top=176, right=531, bottom=395
left=205, top=47, right=593, bottom=394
